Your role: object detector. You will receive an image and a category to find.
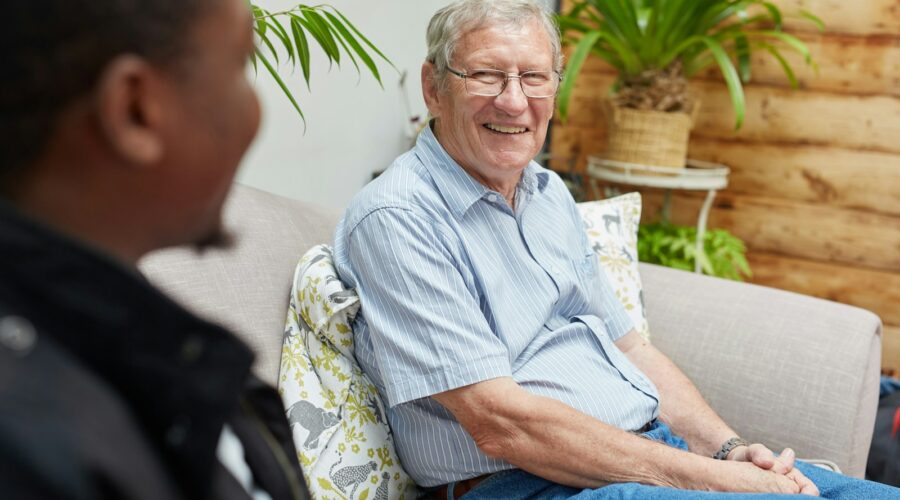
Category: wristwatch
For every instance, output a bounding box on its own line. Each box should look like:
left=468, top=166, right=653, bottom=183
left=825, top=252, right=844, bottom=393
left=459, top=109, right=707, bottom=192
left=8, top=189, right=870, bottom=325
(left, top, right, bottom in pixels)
left=713, top=437, right=749, bottom=460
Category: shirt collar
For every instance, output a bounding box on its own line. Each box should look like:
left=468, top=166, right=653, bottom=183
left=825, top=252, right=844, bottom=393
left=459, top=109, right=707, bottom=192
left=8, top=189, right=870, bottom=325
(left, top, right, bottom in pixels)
left=414, top=123, right=549, bottom=217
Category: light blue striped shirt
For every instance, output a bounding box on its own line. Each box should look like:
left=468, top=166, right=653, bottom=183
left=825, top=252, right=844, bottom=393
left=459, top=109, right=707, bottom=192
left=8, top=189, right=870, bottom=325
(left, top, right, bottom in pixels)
left=333, top=125, right=660, bottom=487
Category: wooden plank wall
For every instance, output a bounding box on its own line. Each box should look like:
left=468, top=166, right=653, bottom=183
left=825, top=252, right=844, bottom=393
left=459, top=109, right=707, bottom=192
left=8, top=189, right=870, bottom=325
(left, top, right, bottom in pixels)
left=551, top=0, right=900, bottom=369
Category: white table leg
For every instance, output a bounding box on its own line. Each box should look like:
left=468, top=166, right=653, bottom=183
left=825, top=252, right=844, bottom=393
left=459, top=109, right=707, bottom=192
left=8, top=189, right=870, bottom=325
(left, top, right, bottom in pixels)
left=695, top=190, right=718, bottom=273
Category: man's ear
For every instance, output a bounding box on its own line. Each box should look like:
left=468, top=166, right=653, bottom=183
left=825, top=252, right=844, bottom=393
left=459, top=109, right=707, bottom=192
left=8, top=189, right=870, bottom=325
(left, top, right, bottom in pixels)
left=421, top=61, right=441, bottom=118
left=94, top=55, right=166, bottom=166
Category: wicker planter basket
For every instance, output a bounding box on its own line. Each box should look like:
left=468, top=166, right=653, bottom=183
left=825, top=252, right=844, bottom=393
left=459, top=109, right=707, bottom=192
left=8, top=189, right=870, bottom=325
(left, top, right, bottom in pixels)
left=603, top=100, right=696, bottom=171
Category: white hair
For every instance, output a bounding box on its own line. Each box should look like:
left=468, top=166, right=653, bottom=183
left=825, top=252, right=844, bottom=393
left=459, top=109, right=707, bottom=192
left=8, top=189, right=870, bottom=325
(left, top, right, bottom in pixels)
left=425, top=0, right=563, bottom=92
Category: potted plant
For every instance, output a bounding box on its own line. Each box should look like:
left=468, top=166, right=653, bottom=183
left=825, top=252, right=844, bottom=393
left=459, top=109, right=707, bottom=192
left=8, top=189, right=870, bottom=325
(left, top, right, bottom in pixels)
left=250, top=3, right=394, bottom=126
left=556, top=0, right=822, bottom=169
left=638, top=221, right=751, bottom=280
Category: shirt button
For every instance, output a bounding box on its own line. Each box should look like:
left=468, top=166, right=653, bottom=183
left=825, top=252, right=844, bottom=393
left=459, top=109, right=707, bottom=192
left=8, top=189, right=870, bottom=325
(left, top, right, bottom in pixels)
left=0, top=316, right=37, bottom=356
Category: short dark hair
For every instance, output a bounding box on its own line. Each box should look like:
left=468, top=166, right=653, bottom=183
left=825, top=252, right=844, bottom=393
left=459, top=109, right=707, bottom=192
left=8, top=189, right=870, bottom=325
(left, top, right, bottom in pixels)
left=0, top=0, right=216, bottom=188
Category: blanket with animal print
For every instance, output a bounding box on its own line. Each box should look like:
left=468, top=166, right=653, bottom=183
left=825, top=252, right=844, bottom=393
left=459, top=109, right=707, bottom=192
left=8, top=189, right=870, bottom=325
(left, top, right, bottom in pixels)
left=279, top=245, right=416, bottom=499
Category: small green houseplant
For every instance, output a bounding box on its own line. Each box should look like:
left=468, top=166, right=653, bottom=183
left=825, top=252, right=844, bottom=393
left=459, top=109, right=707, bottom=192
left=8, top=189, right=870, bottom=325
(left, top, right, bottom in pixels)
left=638, top=221, right=751, bottom=281
left=555, top=0, right=821, bottom=167
left=250, top=3, right=394, bottom=125
left=556, top=0, right=822, bottom=126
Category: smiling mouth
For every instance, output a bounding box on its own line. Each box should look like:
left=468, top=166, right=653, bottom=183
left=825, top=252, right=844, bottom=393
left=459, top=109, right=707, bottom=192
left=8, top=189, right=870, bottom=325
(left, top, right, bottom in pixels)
left=484, top=123, right=528, bottom=134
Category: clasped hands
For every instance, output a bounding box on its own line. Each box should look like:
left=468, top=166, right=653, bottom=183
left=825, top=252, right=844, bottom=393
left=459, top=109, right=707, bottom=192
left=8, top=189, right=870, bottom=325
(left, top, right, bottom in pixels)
left=729, top=443, right=820, bottom=496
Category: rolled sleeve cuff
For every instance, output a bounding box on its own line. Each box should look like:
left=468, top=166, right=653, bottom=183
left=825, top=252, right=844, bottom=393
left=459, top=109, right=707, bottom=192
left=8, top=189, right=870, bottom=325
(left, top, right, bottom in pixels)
left=383, top=355, right=512, bottom=408
left=603, top=306, right=635, bottom=341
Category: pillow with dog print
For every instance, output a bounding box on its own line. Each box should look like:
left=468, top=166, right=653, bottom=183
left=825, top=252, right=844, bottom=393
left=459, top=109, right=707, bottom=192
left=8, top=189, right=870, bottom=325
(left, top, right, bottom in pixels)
left=577, top=192, right=650, bottom=340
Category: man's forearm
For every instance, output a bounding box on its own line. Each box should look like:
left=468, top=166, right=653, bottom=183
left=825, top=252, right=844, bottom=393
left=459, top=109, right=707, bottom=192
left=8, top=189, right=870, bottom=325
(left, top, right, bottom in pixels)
left=617, top=331, right=738, bottom=457
left=433, top=377, right=798, bottom=493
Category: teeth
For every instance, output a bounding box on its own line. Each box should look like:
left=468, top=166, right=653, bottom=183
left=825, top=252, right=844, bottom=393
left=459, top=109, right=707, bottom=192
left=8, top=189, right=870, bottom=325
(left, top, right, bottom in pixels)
left=486, top=123, right=526, bottom=134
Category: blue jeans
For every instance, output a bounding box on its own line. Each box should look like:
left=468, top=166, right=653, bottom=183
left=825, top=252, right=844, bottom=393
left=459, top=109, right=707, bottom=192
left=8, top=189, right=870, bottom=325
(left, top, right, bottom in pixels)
left=450, top=422, right=900, bottom=499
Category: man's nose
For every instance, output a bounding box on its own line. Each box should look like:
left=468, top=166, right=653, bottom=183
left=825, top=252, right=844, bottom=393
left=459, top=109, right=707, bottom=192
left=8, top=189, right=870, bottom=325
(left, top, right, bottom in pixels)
left=493, top=77, right=529, bottom=114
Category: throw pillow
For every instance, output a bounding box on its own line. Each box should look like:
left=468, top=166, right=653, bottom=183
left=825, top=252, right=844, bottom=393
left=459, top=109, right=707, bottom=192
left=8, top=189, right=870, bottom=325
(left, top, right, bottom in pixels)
left=279, top=245, right=416, bottom=499
left=577, top=192, right=650, bottom=340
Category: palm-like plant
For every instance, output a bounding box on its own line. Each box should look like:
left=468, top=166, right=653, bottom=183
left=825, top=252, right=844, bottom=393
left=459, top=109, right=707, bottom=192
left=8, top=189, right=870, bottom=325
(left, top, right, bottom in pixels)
left=556, top=0, right=823, bottom=129
left=250, top=3, right=394, bottom=126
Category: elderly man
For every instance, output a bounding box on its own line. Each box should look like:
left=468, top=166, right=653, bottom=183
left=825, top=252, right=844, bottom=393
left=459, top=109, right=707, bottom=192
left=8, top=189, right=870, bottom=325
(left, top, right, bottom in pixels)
left=334, top=1, right=897, bottom=499
left=0, top=1, right=309, bottom=499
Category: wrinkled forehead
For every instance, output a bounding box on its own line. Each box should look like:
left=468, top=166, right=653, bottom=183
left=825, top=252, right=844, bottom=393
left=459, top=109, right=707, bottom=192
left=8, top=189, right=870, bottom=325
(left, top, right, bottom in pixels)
left=453, top=17, right=553, bottom=66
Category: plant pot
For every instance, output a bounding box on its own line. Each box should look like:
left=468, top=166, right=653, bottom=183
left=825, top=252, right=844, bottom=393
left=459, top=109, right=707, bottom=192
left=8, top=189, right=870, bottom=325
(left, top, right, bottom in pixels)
left=602, top=100, right=697, bottom=172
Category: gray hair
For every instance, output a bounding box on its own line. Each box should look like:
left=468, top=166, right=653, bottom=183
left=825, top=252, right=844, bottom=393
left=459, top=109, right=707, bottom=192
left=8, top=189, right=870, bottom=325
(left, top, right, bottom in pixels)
left=426, top=0, right=563, bottom=92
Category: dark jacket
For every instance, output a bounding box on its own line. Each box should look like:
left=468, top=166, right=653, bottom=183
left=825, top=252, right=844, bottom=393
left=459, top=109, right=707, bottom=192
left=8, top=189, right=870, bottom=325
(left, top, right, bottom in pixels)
left=0, top=201, right=310, bottom=500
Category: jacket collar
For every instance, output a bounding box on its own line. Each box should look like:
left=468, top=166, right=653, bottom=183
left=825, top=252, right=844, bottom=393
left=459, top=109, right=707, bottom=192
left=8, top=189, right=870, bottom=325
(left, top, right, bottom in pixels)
left=0, top=198, right=254, bottom=499
left=414, top=123, right=549, bottom=218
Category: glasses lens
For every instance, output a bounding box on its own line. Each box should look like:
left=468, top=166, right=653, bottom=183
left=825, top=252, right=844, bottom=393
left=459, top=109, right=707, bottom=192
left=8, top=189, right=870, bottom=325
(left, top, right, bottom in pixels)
left=465, top=69, right=506, bottom=96
left=520, top=71, right=559, bottom=98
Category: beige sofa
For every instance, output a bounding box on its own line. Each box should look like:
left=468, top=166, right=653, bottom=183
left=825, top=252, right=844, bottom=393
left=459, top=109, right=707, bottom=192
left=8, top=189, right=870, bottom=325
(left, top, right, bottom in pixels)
left=140, top=184, right=883, bottom=479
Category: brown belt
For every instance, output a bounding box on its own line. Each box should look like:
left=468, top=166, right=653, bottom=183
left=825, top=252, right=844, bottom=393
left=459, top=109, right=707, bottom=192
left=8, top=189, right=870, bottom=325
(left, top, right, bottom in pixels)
left=433, top=474, right=490, bottom=500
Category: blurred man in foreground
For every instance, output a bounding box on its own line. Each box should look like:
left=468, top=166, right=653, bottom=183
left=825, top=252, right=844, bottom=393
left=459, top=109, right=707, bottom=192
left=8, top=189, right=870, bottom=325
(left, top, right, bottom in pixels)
left=0, top=1, right=309, bottom=498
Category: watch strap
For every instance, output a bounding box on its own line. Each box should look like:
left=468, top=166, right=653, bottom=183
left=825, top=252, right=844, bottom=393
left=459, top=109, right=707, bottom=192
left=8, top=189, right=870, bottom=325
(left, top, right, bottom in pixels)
left=713, top=437, right=749, bottom=460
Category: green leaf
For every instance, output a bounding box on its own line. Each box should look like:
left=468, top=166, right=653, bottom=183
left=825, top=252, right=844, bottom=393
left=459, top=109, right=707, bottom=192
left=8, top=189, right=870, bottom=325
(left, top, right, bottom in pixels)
left=735, top=34, right=751, bottom=82
left=557, top=31, right=602, bottom=121
left=258, top=30, right=281, bottom=65
left=303, top=10, right=341, bottom=64
left=255, top=49, right=306, bottom=127
left=324, top=10, right=383, bottom=86
left=748, top=30, right=811, bottom=63
left=698, top=35, right=745, bottom=129
left=759, top=42, right=798, bottom=87
left=290, top=17, right=311, bottom=88
left=762, top=2, right=783, bottom=30
left=267, top=18, right=295, bottom=65
left=359, top=488, right=370, bottom=500
left=800, top=10, right=826, bottom=32
left=331, top=8, right=397, bottom=72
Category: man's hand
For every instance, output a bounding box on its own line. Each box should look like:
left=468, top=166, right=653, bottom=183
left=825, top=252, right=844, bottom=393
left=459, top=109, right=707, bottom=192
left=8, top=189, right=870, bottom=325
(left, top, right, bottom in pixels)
left=729, top=444, right=819, bottom=496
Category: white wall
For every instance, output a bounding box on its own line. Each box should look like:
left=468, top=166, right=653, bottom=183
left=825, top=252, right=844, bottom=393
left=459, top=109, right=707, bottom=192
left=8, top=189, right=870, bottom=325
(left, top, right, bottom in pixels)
left=240, top=0, right=557, bottom=210
left=239, top=0, right=449, bottom=210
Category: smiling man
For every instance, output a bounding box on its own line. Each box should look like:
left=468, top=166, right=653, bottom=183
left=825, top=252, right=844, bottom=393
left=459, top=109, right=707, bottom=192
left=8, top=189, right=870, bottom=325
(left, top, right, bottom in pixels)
left=0, top=1, right=308, bottom=499
left=333, top=1, right=898, bottom=499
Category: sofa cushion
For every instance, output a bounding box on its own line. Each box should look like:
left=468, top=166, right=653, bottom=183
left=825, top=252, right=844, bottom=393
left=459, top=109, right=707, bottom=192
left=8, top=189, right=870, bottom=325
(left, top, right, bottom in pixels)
left=279, top=245, right=415, bottom=499
left=577, top=192, right=649, bottom=339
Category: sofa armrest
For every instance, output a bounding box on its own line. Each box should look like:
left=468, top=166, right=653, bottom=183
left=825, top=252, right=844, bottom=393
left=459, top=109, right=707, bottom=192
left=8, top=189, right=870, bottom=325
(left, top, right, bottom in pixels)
left=639, top=263, right=882, bottom=478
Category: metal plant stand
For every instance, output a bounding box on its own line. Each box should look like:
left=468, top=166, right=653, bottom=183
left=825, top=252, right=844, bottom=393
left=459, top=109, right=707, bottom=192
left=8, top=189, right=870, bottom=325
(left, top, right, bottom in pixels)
left=586, top=156, right=730, bottom=274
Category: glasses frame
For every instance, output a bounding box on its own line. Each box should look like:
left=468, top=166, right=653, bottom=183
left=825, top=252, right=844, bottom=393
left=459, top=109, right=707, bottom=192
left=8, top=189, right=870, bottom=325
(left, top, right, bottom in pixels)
left=446, top=66, right=562, bottom=99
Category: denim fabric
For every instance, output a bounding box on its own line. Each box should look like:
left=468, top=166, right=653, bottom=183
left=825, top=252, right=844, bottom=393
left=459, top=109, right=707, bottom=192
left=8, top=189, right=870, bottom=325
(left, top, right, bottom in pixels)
left=454, top=422, right=900, bottom=499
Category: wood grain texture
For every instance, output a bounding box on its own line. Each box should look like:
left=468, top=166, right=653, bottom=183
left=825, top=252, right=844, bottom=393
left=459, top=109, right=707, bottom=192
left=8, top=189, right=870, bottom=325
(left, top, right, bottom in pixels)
left=746, top=252, right=900, bottom=326
left=692, top=78, right=900, bottom=155
left=883, top=326, right=900, bottom=373
left=557, top=72, right=900, bottom=155
left=637, top=191, right=900, bottom=272
left=768, top=0, right=900, bottom=37
left=687, top=138, right=900, bottom=217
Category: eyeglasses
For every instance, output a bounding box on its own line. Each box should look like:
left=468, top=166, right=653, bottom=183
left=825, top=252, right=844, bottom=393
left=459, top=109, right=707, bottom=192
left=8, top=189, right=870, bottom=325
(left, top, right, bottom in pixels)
left=446, top=67, right=561, bottom=99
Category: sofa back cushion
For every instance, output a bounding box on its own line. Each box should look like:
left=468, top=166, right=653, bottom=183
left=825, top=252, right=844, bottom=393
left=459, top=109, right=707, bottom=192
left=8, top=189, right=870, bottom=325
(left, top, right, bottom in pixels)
left=140, top=184, right=339, bottom=386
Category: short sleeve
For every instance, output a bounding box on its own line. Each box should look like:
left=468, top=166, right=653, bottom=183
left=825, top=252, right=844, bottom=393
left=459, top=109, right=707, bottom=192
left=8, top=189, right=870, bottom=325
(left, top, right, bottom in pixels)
left=344, top=208, right=511, bottom=407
